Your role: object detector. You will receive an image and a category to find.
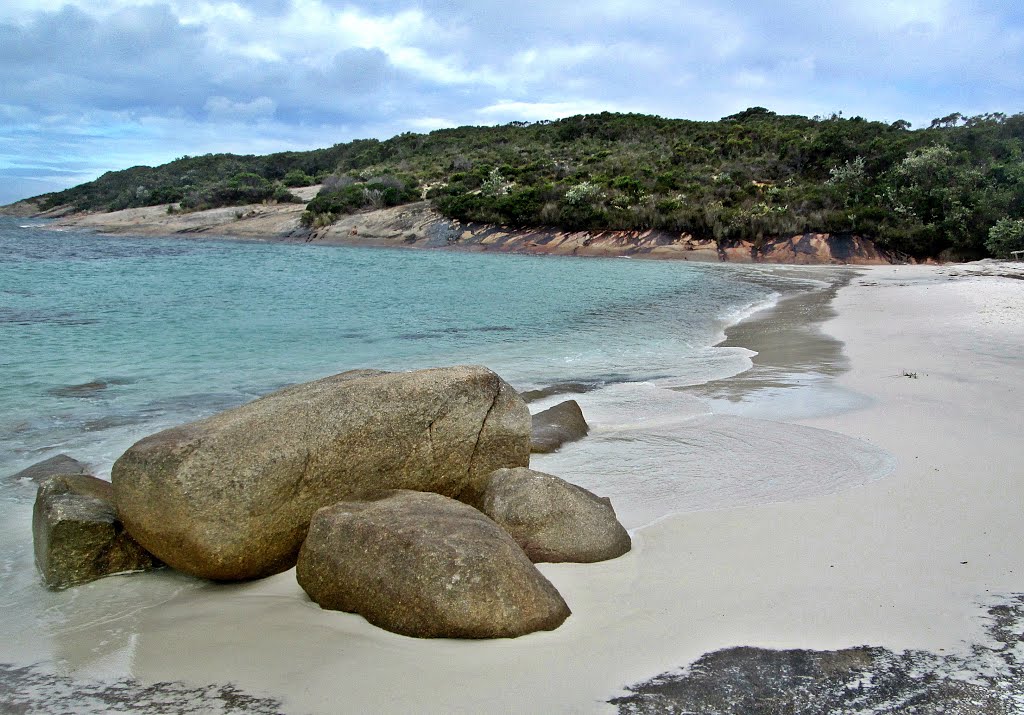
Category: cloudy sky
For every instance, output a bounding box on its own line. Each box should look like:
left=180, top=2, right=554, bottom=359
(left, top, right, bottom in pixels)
left=1, top=0, right=1022, bottom=204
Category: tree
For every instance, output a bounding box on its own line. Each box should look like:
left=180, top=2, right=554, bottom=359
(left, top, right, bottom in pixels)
left=985, top=218, right=1024, bottom=258
left=878, top=144, right=990, bottom=257
left=825, top=156, right=867, bottom=206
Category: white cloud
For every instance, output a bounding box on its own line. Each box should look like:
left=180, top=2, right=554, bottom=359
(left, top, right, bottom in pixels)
left=204, top=95, right=277, bottom=120
left=2, top=0, right=1024, bottom=203
left=475, top=99, right=642, bottom=122
left=402, top=116, right=458, bottom=131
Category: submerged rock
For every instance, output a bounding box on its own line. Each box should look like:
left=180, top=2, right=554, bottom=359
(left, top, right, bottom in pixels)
left=8, top=454, right=89, bottom=483
left=530, top=399, right=590, bottom=453
left=519, top=381, right=599, bottom=403
left=481, top=467, right=631, bottom=563
left=48, top=379, right=124, bottom=398
left=111, top=365, right=531, bottom=581
left=296, top=490, right=571, bottom=638
left=33, top=474, right=160, bottom=590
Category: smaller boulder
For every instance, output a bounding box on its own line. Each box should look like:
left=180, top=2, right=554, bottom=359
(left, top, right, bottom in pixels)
left=33, top=474, right=160, bottom=590
left=531, top=400, right=589, bottom=453
left=481, top=467, right=631, bottom=563
left=9, top=454, right=89, bottom=483
left=296, top=490, right=571, bottom=639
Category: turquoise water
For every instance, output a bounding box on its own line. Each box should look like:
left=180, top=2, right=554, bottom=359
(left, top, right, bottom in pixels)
left=0, top=216, right=774, bottom=477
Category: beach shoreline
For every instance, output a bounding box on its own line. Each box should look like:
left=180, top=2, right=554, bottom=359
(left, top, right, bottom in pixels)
left=607, top=260, right=1024, bottom=710
left=3, top=257, right=1023, bottom=713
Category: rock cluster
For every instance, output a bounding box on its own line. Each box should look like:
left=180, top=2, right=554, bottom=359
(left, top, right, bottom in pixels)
left=110, top=365, right=530, bottom=581
left=31, top=365, right=628, bottom=638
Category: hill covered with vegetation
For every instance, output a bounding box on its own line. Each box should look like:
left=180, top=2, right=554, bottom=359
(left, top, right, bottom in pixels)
left=34, top=108, right=1024, bottom=260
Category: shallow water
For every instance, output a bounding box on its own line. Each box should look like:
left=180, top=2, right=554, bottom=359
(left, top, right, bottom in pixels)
left=2, top=217, right=778, bottom=478
left=0, top=217, right=893, bottom=707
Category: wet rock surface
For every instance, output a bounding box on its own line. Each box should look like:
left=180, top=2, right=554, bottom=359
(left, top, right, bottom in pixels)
left=296, top=490, right=571, bottom=639
left=481, top=467, right=630, bottom=563
left=0, top=663, right=283, bottom=715
left=33, top=474, right=160, bottom=590
left=530, top=399, right=590, bottom=453
left=47, top=377, right=133, bottom=398
left=8, top=454, right=89, bottom=483
left=611, top=595, right=1024, bottom=714
left=519, top=381, right=601, bottom=403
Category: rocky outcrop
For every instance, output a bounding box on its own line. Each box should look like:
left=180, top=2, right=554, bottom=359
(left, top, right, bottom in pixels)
left=296, top=490, right=571, bottom=638
left=8, top=454, right=89, bottom=483
left=741, top=233, right=894, bottom=265
left=481, top=467, right=631, bottom=563
left=531, top=399, right=590, bottom=453
left=33, top=474, right=160, bottom=590
left=440, top=223, right=900, bottom=264
left=308, top=201, right=458, bottom=247
left=48, top=186, right=321, bottom=239
left=0, top=198, right=44, bottom=217
left=111, top=366, right=531, bottom=581
left=47, top=195, right=902, bottom=265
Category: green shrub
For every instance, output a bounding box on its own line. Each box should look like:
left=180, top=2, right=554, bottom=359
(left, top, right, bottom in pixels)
left=986, top=218, right=1024, bottom=258
left=283, top=170, right=314, bottom=187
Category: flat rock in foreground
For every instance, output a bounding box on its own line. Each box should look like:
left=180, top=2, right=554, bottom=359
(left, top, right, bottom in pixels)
left=296, top=490, right=571, bottom=638
left=111, top=366, right=531, bottom=581
left=531, top=399, right=590, bottom=453
left=482, top=467, right=631, bottom=563
left=33, top=474, right=160, bottom=590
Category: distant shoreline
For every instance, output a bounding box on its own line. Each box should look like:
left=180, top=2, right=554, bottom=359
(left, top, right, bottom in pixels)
left=17, top=190, right=906, bottom=265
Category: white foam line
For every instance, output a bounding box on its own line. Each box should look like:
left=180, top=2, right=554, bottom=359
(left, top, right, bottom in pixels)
left=722, top=291, right=782, bottom=332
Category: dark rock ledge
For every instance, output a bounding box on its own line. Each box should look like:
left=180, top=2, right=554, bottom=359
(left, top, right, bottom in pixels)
left=611, top=595, right=1024, bottom=715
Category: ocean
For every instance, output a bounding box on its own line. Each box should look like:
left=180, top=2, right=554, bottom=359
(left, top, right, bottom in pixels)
left=0, top=216, right=893, bottom=707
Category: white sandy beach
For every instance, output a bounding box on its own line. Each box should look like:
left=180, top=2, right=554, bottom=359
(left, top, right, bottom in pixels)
left=11, top=261, right=1024, bottom=713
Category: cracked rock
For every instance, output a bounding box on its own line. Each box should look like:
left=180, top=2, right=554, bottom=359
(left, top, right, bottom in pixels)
left=33, top=474, right=160, bottom=590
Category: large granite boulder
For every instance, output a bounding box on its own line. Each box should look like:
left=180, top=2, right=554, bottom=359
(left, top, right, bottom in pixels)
left=111, top=366, right=531, bottom=581
left=33, top=474, right=160, bottom=590
left=296, top=490, right=571, bottom=638
left=9, top=454, right=89, bottom=483
left=481, top=467, right=631, bottom=563
left=531, top=399, right=589, bottom=453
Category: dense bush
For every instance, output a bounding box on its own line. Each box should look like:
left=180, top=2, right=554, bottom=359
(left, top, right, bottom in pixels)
left=178, top=173, right=300, bottom=211
left=300, top=175, right=418, bottom=227
left=35, top=109, right=1024, bottom=258
left=282, top=169, right=314, bottom=187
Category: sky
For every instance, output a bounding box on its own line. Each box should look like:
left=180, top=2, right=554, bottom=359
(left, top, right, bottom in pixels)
left=1, top=0, right=1023, bottom=205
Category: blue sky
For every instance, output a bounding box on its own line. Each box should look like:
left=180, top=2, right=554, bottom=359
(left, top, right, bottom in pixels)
left=1, top=0, right=1023, bottom=205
